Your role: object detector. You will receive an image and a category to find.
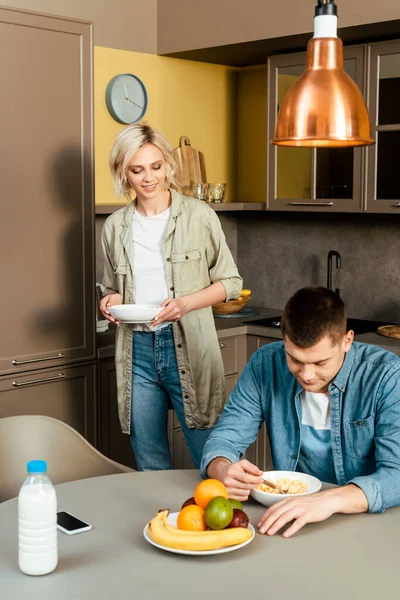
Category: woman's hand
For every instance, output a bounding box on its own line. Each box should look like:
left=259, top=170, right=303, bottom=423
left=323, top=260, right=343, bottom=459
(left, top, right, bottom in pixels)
left=151, top=297, right=189, bottom=326
left=99, top=292, right=122, bottom=325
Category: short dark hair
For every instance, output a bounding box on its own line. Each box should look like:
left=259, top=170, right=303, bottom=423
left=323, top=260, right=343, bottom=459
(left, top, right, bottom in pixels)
left=280, top=287, right=346, bottom=348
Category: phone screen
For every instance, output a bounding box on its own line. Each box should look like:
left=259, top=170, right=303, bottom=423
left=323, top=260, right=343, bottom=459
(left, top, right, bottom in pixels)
left=57, top=511, right=90, bottom=531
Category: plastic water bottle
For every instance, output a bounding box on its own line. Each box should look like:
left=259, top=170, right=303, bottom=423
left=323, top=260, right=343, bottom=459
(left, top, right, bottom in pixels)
left=18, top=460, right=58, bottom=576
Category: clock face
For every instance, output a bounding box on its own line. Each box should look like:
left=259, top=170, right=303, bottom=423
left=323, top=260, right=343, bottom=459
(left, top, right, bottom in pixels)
left=105, top=74, right=148, bottom=124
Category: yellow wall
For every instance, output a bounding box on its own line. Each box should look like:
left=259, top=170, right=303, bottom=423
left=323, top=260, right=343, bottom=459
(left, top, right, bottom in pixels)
left=276, top=74, right=311, bottom=199
left=237, top=66, right=267, bottom=203
left=94, top=46, right=238, bottom=204
left=237, top=69, right=312, bottom=202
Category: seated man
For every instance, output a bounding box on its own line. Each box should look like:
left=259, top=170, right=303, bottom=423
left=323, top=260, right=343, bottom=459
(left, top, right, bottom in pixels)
left=201, top=286, right=400, bottom=538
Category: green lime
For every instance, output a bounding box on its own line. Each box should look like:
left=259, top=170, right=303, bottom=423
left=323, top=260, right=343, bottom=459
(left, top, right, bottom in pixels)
left=228, top=498, right=243, bottom=510
left=204, top=496, right=233, bottom=530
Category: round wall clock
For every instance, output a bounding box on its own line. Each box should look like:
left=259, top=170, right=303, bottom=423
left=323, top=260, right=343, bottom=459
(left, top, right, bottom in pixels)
left=105, top=73, right=148, bottom=124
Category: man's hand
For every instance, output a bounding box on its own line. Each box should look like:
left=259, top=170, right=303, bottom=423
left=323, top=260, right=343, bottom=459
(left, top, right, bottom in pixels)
left=151, top=298, right=189, bottom=325
left=257, top=484, right=368, bottom=538
left=208, top=458, right=263, bottom=501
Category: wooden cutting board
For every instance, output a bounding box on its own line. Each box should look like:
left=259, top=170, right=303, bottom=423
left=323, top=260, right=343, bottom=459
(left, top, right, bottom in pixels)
left=377, top=325, right=400, bottom=339
left=173, top=136, right=207, bottom=196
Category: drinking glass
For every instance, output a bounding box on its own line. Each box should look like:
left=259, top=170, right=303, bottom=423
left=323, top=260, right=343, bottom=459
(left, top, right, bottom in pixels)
left=191, top=182, right=209, bottom=201
left=207, top=183, right=227, bottom=203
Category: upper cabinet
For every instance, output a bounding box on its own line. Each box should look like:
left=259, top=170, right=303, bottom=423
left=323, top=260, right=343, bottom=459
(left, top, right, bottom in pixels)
left=267, top=40, right=400, bottom=214
left=365, top=40, right=400, bottom=213
left=267, top=46, right=366, bottom=212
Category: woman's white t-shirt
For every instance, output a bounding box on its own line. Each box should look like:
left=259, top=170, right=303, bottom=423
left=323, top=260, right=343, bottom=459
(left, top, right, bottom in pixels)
left=132, top=207, right=171, bottom=331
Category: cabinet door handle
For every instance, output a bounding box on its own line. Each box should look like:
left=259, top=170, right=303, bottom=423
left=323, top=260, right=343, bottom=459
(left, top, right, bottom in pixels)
left=289, top=201, right=333, bottom=207
left=219, top=343, right=227, bottom=349
left=392, top=203, right=400, bottom=207
left=12, top=373, right=65, bottom=387
left=12, top=353, right=65, bottom=366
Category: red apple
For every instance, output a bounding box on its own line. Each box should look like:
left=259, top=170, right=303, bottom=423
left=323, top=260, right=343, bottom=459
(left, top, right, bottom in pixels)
left=181, top=496, right=196, bottom=509
left=227, top=508, right=249, bottom=528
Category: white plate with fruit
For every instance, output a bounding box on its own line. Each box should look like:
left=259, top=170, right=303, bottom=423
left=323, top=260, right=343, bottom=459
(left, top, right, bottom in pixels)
left=144, top=479, right=255, bottom=556
left=144, top=511, right=255, bottom=556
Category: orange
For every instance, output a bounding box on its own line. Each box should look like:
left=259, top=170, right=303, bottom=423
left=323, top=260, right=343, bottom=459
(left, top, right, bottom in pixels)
left=194, top=479, right=229, bottom=509
left=177, top=504, right=207, bottom=531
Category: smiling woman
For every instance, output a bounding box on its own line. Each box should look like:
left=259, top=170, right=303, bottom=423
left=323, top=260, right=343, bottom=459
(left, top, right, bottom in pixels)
left=99, top=124, right=243, bottom=472
left=127, top=145, right=168, bottom=199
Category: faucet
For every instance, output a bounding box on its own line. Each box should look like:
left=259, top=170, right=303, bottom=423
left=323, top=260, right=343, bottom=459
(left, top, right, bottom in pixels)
left=327, top=250, right=341, bottom=296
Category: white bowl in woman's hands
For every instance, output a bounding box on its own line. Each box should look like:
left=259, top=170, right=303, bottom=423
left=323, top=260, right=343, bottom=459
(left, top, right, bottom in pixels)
left=108, top=304, right=163, bottom=323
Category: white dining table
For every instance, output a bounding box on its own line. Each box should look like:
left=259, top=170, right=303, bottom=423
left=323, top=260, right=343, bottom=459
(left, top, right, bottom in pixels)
left=0, top=469, right=397, bottom=599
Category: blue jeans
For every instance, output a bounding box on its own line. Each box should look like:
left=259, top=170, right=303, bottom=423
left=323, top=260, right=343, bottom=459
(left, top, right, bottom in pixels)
left=130, top=325, right=213, bottom=471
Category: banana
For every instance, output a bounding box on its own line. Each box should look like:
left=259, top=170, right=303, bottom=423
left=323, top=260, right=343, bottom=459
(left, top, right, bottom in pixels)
left=148, top=510, right=252, bottom=551
left=240, top=289, right=252, bottom=297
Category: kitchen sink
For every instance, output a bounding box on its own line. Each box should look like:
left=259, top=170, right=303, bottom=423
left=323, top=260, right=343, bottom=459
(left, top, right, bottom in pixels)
left=245, top=316, right=390, bottom=335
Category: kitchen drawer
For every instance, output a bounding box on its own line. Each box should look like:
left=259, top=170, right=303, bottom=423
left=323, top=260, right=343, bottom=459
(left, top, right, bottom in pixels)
left=0, top=362, right=96, bottom=445
left=219, top=337, right=237, bottom=375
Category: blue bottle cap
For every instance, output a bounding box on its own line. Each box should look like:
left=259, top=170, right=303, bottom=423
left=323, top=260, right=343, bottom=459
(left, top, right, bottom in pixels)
left=27, top=460, right=47, bottom=473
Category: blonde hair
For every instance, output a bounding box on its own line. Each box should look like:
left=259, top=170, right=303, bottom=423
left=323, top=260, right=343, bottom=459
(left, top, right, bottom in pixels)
left=109, top=123, right=179, bottom=200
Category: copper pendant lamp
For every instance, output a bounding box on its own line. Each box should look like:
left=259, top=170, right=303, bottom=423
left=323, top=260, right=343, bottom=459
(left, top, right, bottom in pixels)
left=272, top=0, right=374, bottom=147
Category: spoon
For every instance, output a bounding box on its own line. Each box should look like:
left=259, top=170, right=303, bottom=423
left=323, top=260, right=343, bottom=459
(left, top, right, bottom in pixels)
left=260, top=477, right=277, bottom=490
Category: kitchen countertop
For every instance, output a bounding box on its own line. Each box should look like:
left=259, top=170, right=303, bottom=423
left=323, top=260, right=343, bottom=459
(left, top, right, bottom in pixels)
left=97, top=306, right=400, bottom=359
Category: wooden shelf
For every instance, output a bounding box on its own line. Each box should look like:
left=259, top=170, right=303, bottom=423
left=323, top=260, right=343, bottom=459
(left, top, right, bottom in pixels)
left=210, top=202, right=265, bottom=211
left=95, top=202, right=265, bottom=215
left=95, top=204, right=126, bottom=215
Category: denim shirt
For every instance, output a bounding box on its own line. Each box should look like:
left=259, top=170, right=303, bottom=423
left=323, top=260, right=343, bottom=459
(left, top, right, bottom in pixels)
left=201, top=341, right=400, bottom=513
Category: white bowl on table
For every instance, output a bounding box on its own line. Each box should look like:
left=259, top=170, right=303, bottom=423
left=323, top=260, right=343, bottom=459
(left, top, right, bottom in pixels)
left=251, top=470, right=322, bottom=507
left=108, top=304, right=163, bottom=324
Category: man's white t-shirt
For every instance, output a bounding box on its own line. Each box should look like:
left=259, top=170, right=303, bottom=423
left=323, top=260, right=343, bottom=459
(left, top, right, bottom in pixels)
left=132, top=207, right=171, bottom=331
left=296, top=390, right=337, bottom=484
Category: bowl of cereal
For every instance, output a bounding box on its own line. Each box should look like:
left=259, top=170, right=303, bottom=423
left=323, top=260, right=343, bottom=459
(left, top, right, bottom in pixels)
left=251, top=470, right=322, bottom=507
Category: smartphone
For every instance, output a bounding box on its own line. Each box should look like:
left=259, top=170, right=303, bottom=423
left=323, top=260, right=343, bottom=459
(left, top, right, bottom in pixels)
left=57, top=511, right=92, bottom=535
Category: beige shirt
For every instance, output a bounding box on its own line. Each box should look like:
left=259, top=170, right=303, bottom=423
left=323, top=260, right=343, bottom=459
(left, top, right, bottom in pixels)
left=101, top=190, right=243, bottom=434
